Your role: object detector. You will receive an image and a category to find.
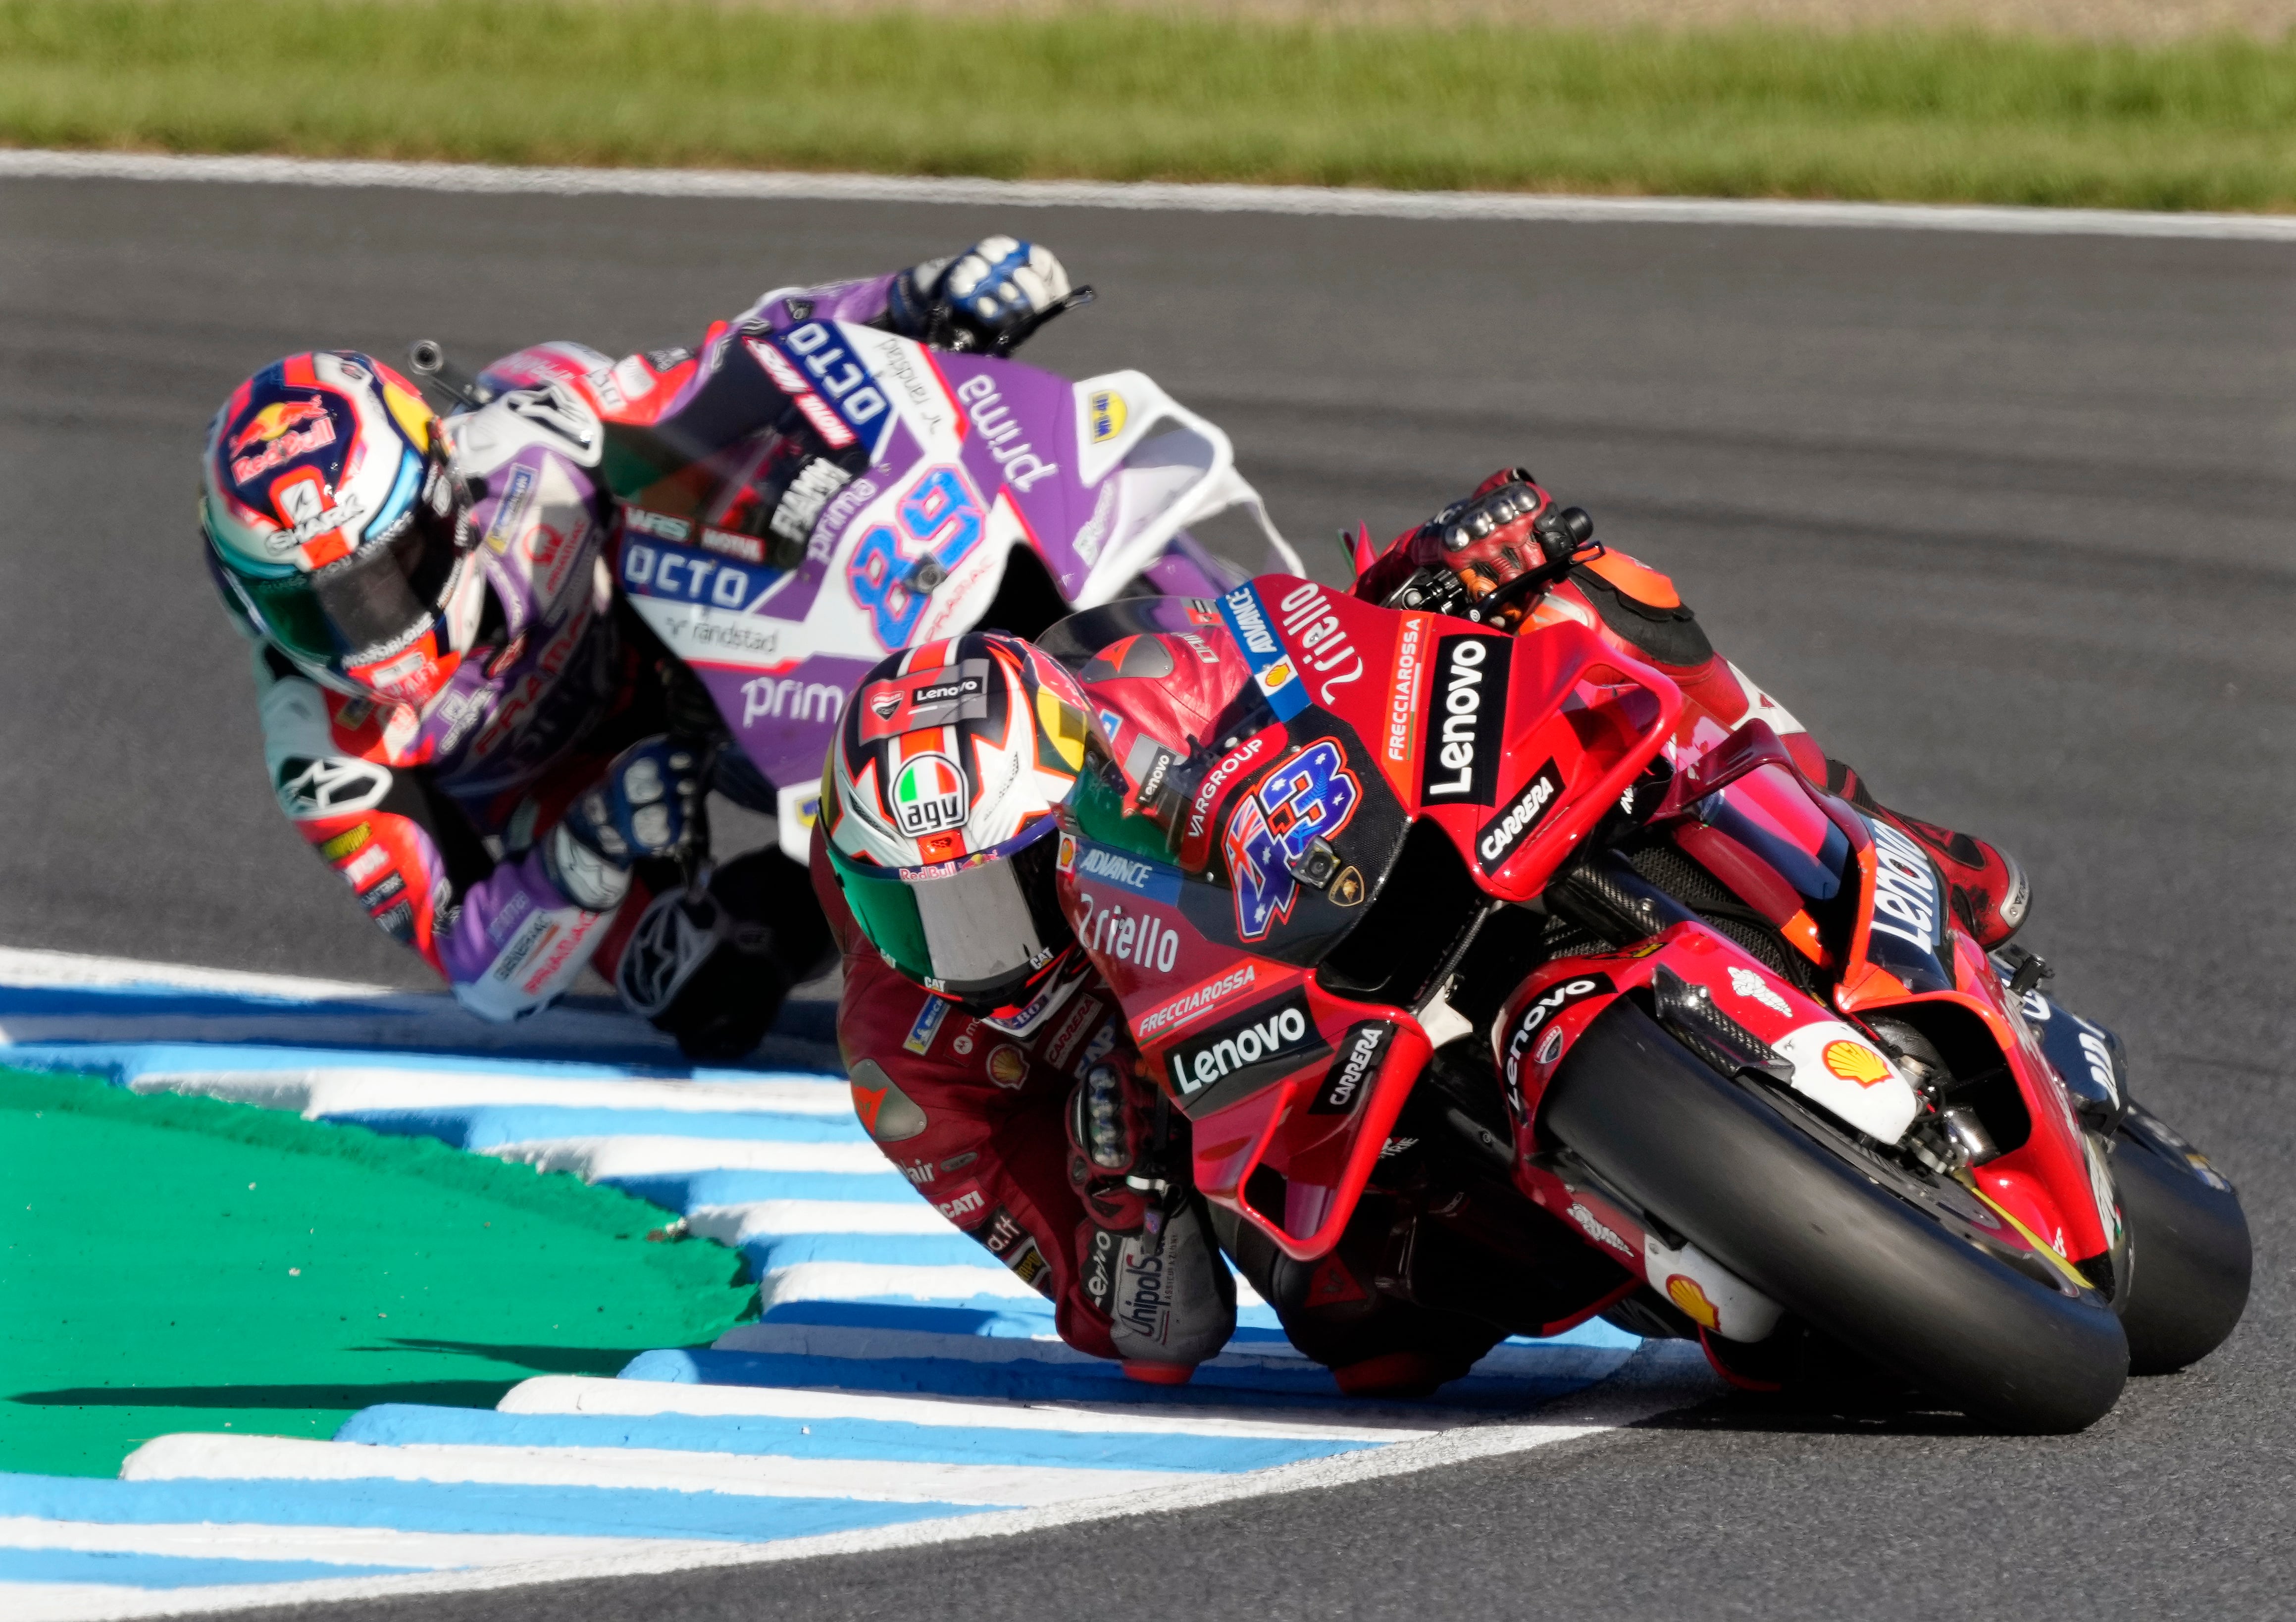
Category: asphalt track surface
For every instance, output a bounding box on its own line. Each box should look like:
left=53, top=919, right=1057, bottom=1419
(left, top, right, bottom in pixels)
left=4, top=176, right=2292, bottom=1620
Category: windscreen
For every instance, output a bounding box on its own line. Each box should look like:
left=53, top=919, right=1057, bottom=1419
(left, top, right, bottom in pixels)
left=1039, top=595, right=1281, bottom=870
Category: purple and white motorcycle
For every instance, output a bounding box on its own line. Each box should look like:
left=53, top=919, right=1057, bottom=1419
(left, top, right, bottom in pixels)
left=611, top=321, right=1302, bottom=867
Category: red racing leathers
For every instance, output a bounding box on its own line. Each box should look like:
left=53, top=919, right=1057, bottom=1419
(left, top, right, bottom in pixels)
left=813, top=838, right=1135, bottom=1358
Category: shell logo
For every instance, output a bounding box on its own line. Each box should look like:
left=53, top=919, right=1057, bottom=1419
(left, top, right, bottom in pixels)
left=1088, top=389, right=1127, bottom=444
left=1822, top=1039, right=1893, bottom=1088
left=1666, top=1274, right=1722, bottom=1331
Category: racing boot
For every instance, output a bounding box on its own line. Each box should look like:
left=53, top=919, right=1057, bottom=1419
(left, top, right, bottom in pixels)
left=1825, top=762, right=2032, bottom=949
left=1104, top=1198, right=1237, bottom=1384
left=1068, top=1073, right=1237, bottom=1384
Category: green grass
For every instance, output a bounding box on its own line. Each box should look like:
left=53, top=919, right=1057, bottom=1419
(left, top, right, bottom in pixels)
left=0, top=1067, right=753, bottom=1476
left=2, top=0, right=2295, bottom=209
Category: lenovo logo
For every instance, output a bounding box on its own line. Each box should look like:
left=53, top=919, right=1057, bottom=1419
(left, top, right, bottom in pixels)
left=1165, top=988, right=1329, bottom=1104
left=1420, top=632, right=1510, bottom=805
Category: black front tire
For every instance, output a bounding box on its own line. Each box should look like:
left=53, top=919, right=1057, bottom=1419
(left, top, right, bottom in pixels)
left=1541, top=1001, right=2128, bottom=1434
left=2113, top=1104, right=2250, bottom=1375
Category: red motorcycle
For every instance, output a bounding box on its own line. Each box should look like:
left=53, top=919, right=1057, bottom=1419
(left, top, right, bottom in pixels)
left=1044, top=575, right=2248, bottom=1433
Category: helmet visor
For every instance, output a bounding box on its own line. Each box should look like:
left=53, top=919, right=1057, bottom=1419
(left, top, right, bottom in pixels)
left=214, top=490, right=464, bottom=670
left=834, top=819, right=1072, bottom=1004
left=312, top=510, right=462, bottom=660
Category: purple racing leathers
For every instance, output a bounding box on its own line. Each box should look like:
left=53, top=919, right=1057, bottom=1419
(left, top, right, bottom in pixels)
left=251, top=273, right=919, bottom=1020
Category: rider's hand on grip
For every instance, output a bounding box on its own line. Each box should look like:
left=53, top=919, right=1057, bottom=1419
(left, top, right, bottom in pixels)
left=889, top=238, right=1084, bottom=354
left=1067, top=1057, right=1165, bottom=1233
left=1396, top=468, right=1598, bottom=628
left=550, top=736, right=704, bottom=908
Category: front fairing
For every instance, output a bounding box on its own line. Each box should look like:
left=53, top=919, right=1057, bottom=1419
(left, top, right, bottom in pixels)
left=1054, top=577, right=1684, bottom=1262
left=1500, top=920, right=2113, bottom=1310
left=1629, top=727, right=2121, bottom=1274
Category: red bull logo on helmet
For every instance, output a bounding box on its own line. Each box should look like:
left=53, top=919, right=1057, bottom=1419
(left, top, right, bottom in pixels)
left=229, top=397, right=338, bottom=487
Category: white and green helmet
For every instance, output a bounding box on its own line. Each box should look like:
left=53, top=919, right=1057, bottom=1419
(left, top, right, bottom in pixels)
left=823, top=631, right=1095, bottom=1014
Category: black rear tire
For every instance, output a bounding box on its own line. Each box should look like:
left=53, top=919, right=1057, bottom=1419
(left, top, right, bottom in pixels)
left=2113, top=1104, right=2250, bottom=1375
left=1541, top=1001, right=2128, bottom=1434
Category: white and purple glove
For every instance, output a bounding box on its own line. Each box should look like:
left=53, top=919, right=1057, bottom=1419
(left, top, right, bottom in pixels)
left=889, top=238, right=1081, bottom=354
left=545, top=735, right=703, bottom=910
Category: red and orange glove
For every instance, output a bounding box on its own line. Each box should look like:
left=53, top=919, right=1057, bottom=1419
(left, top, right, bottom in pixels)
left=1355, top=467, right=1598, bottom=628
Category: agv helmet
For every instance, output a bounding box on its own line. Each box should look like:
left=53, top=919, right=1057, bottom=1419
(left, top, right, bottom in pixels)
left=822, top=632, right=1095, bottom=1018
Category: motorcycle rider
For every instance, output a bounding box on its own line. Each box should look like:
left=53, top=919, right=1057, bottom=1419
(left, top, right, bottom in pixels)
left=200, top=241, right=1076, bottom=1056
left=815, top=471, right=2033, bottom=1394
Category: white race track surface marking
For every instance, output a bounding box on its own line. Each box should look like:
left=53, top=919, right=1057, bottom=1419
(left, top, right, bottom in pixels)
left=5, top=149, right=2296, bottom=240
left=0, top=949, right=1721, bottom=1619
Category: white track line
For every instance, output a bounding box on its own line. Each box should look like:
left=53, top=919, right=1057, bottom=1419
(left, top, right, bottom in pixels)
left=498, top=1376, right=1431, bottom=1443
left=686, top=1200, right=943, bottom=1241
left=27, top=1344, right=1716, bottom=1622
left=0, top=1588, right=249, bottom=1622
left=119, top=1436, right=1178, bottom=1509
left=0, top=1517, right=711, bottom=1571
left=0, top=944, right=393, bottom=1001
left=483, top=1136, right=890, bottom=1177
left=138, top=1070, right=853, bottom=1118
left=752, top=1259, right=1045, bottom=1309
left=709, top=1320, right=1295, bottom=1364
left=4, top=150, right=2294, bottom=240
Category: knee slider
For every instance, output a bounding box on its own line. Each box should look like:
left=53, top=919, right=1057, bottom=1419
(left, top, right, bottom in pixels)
left=1106, top=1196, right=1235, bottom=1370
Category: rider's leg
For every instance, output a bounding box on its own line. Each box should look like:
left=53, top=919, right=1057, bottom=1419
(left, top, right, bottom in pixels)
left=601, top=848, right=836, bottom=1060
left=1825, top=761, right=2032, bottom=949
left=1212, top=1193, right=1505, bottom=1398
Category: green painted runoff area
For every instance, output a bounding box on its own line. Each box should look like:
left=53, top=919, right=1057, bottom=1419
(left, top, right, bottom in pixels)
left=0, top=1067, right=754, bottom=1477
